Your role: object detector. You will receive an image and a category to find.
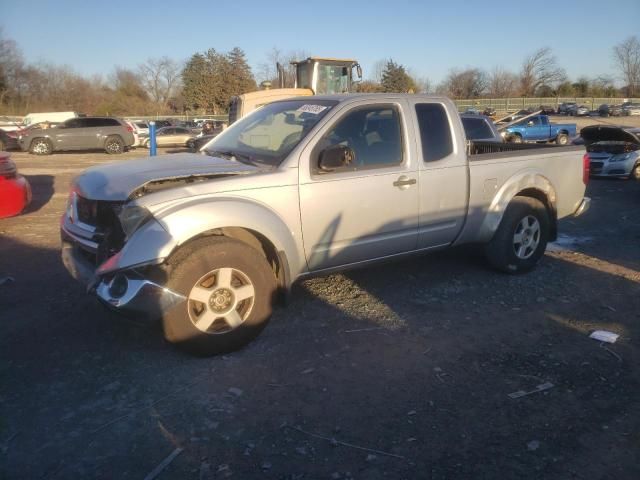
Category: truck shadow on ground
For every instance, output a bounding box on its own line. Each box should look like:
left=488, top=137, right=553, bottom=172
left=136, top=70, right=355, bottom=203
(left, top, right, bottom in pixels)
left=1, top=234, right=639, bottom=479
left=23, top=174, right=54, bottom=213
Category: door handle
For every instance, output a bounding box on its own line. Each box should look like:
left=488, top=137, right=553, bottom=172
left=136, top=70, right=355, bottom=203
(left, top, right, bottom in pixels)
left=393, top=176, right=416, bottom=189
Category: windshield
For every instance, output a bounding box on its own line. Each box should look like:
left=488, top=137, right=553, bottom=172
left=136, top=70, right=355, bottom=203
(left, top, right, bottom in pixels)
left=316, top=64, right=350, bottom=94
left=204, top=99, right=338, bottom=166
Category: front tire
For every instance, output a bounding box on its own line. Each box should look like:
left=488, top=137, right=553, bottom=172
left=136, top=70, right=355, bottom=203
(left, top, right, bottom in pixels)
left=162, top=237, right=276, bottom=356
left=105, top=135, right=124, bottom=154
left=484, top=196, right=550, bottom=274
left=631, top=164, right=640, bottom=181
left=510, top=134, right=523, bottom=144
left=29, top=138, right=52, bottom=155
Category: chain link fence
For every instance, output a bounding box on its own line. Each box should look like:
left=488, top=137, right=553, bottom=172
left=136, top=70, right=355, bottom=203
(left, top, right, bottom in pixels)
left=453, top=97, right=640, bottom=112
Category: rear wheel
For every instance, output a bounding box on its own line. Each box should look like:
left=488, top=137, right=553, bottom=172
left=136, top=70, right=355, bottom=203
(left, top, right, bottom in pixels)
left=104, top=135, right=124, bottom=154
left=484, top=196, right=550, bottom=273
left=555, top=133, right=568, bottom=145
left=162, top=237, right=276, bottom=356
left=29, top=138, right=52, bottom=155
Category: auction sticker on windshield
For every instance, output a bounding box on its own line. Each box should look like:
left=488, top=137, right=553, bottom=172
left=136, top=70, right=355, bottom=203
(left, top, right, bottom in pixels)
left=297, top=104, right=328, bottom=114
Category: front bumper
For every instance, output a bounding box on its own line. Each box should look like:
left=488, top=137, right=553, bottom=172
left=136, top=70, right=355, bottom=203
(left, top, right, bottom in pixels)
left=573, top=197, right=591, bottom=217
left=61, top=240, right=185, bottom=320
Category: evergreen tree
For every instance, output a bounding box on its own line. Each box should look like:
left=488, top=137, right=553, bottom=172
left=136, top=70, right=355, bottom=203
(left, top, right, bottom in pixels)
left=381, top=60, right=416, bottom=93
left=227, top=47, right=257, bottom=95
left=182, top=48, right=257, bottom=114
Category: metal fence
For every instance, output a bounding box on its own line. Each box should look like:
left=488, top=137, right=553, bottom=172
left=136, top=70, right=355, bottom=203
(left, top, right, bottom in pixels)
left=453, top=97, right=640, bottom=112
left=124, top=114, right=229, bottom=122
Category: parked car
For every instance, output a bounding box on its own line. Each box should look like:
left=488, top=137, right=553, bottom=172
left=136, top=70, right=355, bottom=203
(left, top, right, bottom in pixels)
left=482, top=107, right=496, bottom=117
left=582, top=125, right=640, bottom=180
left=22, top=111, right=79, bottom=127
left=622, top=103, right=640, bottom=116
left=0, top=152, right=31, bottom=218
left=60, top=94, right=590, bottom=356
left=598, top=104, right=623, bottom=117
left=187, top=134, right=219, bottom=152
left=558, top=102, right=577, bottom=115
left=504, top=115, right=576, bottom=144
left=152, top=120, right=172, bottom=129
left=463, top=108, right=480, bottom=115
left=129, top=121, right=149, bottom=136
left=539, top=105, right=555, bottom=115
left=143, top=126, right=195, bottom=148
left=0, top=116, right=23, bottom=132
left=460, top=114, right=503, bottom=142
left=0, top=129, right=20, bottom=151
left=575, top=105, right=590, bottom=116
left=18, top=117, right=135, bottom=155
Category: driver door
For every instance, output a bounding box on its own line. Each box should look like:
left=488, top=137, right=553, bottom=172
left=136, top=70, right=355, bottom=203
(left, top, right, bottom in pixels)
left=298, top=101, right=419, bottom=271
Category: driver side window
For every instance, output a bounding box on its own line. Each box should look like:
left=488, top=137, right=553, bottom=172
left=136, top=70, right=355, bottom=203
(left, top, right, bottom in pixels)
left=315, top=105, right=403, bottom=173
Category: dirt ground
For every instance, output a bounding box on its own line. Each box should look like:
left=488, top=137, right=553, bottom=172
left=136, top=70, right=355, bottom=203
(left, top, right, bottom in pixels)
left=1, top=135, right=640, bottom=479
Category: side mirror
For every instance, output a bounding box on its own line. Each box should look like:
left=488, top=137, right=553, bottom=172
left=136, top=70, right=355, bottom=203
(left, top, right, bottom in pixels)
left=318, top=144, right=355, bottom=171
left=527, top=121, right=534, bottom=126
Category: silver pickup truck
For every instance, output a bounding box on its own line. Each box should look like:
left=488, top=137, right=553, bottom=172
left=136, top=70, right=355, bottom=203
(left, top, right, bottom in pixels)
left=61, top=94, right=590, bottom=356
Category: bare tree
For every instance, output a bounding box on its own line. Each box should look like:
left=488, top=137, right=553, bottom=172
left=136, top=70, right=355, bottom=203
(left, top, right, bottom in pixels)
left=519, top=47, right=566, bottom=96
left=139, top=56, right=182, bottom=107
left=371, top=59, right=388, bottom=84
left=439, top=68, right=487, bottom=98
left=257, top=48, right=307, bottom=87
left=487, top=67, right=518, bottom=97
left=406, top=68, right=431, bottom=93
left=613, top=36, right=640, bottom=96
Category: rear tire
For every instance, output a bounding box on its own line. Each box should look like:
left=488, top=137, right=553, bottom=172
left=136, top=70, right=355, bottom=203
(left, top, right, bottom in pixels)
left=29, top=138, right=52, bottom=155
left=484, top=196, right=550, bottom=274
left=162, top=237, right=276, bottom=356
left=104, top=135, right=124, bottom=154
left=555, top=133, right=568, bottom=145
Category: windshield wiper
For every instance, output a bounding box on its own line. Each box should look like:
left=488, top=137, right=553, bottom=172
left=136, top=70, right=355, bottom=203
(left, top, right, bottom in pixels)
left=208, top=149, right=263, bottom=166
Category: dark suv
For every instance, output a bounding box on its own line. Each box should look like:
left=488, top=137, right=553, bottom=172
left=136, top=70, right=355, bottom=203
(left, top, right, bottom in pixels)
left=19, top=117, right=135, bottom=155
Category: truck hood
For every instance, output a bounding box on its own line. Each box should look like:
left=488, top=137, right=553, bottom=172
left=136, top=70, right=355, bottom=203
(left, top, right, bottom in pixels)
left=580, top=125, right=640, bottom=146
left=74, top=153, right=262, bottom=201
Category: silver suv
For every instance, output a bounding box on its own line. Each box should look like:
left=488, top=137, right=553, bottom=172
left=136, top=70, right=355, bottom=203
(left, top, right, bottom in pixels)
left=19, top=117, right=135, bottom=155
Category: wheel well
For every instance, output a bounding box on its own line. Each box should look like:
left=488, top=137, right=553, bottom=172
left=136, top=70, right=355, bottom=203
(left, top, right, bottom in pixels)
left=105, top=134, right=123, bottom=144
left=172, top=227, right=289, bottom=298
left=558, top=130, right=568, bottom=136
left=515, top=189, right=557, bottom=241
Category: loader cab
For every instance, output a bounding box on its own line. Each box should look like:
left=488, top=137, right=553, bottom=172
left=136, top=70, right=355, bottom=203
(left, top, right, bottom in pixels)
left=291, top=57, right=362, bottom=95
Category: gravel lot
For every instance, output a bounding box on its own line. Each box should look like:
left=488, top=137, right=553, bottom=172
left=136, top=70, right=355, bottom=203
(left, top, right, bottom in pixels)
left=1, top=134, right=639, bottom=479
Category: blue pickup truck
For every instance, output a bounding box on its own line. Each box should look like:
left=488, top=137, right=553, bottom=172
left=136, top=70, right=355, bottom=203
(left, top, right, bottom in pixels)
left=504, top=115, right=576, bottom=145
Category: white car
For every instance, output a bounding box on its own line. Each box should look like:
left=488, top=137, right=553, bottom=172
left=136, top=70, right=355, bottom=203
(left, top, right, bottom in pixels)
left=126, top=121, right=150, bottom=146
left=622, top=103, right=640, bottom=116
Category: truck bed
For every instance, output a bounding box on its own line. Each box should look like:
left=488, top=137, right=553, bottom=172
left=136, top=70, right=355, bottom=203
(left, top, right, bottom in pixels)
left=455, top=142, right=586, bottom=245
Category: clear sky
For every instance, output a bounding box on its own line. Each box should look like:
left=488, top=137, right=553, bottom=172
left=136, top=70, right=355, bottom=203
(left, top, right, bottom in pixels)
left=2, top=0, right=639, bottom=86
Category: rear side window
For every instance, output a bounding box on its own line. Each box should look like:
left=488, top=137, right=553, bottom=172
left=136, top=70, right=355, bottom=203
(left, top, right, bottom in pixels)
left=461, top=117, right=492, bottom=140
left=415, top=103, right=453, bottom=162
left=84, top=118, right=120, bottom=127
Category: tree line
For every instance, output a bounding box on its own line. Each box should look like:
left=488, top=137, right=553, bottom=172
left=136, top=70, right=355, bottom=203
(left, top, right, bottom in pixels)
left=1, top=32, right=638, bottom=117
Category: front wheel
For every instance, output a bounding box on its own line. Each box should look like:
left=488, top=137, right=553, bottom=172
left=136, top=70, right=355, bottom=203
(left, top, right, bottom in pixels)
left=162, top=237, right=276, bottom=356
left=555, top=133, right=568, bottom=145
left=631, top=164, right=640, bottom=181
left=29, top=138, right=52, bottom=155
left=510, top=134, right=523, bottom=144
left=484, top=196, right=550, bottom=273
